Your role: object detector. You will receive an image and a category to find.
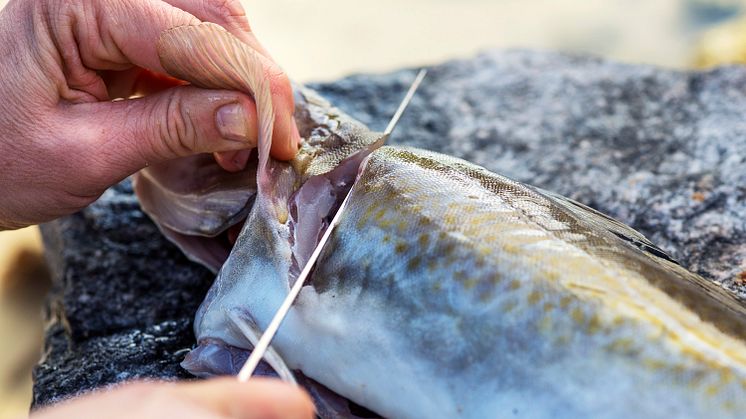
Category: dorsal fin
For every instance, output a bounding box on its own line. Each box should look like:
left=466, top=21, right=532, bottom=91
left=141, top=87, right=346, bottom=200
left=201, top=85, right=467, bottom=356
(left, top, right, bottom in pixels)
left=537, top=187, right=677, bottom=264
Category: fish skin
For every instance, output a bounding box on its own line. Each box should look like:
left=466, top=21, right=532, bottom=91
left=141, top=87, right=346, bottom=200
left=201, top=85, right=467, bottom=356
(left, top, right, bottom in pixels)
left=139, top=22, right=746, bottom=418
left=189, top=144, right=746, bottom=418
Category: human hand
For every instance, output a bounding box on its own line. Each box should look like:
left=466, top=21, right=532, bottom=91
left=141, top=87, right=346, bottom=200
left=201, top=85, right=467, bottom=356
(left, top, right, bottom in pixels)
left=0, top=0, right=300, bottom=230
left=31, top=378, right=315, bottom=419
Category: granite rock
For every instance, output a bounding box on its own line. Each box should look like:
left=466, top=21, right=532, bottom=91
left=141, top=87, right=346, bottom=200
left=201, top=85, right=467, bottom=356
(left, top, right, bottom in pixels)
left=34, top=50, right=746, bottom=406
left=34, top=181, right=213, bottom=406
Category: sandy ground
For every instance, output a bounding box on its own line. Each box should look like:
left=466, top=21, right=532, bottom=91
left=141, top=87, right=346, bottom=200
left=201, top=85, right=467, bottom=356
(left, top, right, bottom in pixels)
left=2, top=0, right=746, bottom=417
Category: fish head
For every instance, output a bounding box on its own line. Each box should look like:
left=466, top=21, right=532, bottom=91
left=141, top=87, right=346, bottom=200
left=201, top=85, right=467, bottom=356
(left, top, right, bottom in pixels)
left=132, top=23, right=386, bottom=377
left=185, top=87, right=385, bottom=368
left=138, top=27, right=389, bottom=415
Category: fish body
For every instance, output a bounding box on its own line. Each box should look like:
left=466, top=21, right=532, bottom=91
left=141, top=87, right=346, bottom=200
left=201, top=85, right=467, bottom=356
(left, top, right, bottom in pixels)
left=185, top=145, right=746, bottom=418
left=137, top=23, right=746, bottom=418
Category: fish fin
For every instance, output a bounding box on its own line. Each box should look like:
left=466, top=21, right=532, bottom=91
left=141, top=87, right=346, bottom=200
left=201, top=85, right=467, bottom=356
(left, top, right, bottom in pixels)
left=226, top=310, right=296, bottom=384
left=133, top=153, right=257, bottom=237
left=156, top=224, right=229, bottom=273
left=538, top=190, right=746, bottom=337
left=537, top=187, right=678, bottom=264
left=157, top=23, right=275, bottom=192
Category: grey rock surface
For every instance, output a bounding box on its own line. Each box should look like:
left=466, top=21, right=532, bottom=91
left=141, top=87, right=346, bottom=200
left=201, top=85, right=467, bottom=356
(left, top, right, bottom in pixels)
left=34, top=50, right=746, bottom=406
left=34, top=181, right=213, bottom=406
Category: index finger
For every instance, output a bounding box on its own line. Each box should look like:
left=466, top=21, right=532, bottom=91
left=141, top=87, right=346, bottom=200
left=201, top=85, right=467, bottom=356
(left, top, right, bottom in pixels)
left=60, top=0, right=199, bottom=73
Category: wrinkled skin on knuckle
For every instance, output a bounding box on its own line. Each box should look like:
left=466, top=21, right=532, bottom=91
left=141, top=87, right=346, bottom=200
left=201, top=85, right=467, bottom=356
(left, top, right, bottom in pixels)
left=38, top=0, right=108, bottom=102
left=74, top=0, right=131, bottom=70
left=159, top=89, right=199, bottom=158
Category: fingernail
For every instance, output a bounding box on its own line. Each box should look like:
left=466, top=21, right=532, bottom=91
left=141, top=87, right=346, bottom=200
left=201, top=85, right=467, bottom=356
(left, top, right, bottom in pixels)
left=216, top=103, right=248, bottom=142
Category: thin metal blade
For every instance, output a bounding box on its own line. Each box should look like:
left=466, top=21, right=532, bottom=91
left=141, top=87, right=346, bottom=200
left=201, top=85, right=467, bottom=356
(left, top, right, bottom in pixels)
left=384, top=68, right=427, bottom=138
left=237, top=69, right=428, bottom=382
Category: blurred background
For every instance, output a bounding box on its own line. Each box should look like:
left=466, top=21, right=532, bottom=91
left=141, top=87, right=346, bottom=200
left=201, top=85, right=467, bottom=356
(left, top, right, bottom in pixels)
left=249, top=0, right=746, bottom=80
left=3, top=0, right=746, bottom=417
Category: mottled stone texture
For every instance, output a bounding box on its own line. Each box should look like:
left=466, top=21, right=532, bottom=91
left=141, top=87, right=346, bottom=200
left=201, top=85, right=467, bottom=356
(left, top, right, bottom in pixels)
left=34, top=182, right=213, bottom=406
left=34, top=50, right=746, bottom=406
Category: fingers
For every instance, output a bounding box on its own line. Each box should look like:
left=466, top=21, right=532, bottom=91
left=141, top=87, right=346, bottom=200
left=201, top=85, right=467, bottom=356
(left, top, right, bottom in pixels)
left=31, top=381, right=223, bottom=419
left=145, top=2, right=302, bottom=162
left=51, top=0, right=299, bottom=162
left=214, top=149, right=253, bottom=173
left=48, top=0, right=198, bottom=74
left=174, top=377, right=315, bottom=419
left=31, top=379, right=315, bottom=419
left=68, top=85, right=260, bottom=187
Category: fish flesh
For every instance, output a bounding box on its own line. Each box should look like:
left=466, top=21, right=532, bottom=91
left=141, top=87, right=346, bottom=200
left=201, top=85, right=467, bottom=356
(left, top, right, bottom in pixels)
left=136, top=23, right=746, bottom=418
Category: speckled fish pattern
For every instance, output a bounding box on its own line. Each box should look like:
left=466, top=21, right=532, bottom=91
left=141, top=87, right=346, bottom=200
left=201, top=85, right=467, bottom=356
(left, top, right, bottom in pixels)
left=260, top=146, right=746, bottom=418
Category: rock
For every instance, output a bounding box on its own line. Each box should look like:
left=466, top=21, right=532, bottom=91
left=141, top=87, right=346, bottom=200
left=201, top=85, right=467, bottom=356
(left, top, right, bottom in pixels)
left=34, top=182, right=214, bottom=406
left=34, top=50, right=746, bottom=406
left=316, top=51, right=746, bottom=294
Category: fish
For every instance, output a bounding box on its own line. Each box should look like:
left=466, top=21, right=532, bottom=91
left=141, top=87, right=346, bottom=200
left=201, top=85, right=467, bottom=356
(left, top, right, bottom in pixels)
left=136, top=23, right=746, bottom=418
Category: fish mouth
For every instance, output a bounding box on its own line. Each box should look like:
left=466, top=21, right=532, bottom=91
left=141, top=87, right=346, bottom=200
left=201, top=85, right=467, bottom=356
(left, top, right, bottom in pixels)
left=185, top=302, right=298, bottom=381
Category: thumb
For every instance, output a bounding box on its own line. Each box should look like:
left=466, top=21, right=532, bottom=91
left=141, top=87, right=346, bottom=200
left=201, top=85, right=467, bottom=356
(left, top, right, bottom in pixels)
left=72, top=85, right=259, bottom=186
